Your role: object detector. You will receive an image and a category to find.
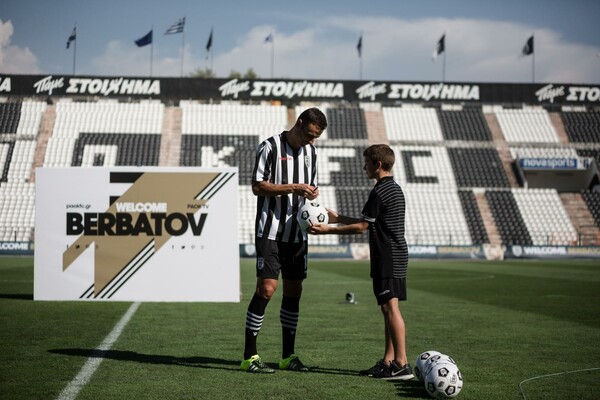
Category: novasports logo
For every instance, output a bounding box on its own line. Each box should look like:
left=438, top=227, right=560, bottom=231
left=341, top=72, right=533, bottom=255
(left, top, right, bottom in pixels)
left=66, top=212, right=207, bottom=236
left=0, top=242, right=29, bottom=251
left=519, top=158, right=578, bottom=169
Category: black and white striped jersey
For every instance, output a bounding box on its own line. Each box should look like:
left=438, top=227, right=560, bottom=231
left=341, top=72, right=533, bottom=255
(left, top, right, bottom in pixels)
left=361, top=176, right=408, bottom=278
left=252, top=131, right=318, bottom=243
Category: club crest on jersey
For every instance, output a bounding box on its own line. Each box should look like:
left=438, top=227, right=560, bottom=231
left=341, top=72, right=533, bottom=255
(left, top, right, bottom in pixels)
left=304, top=155, right=310, bottom=168
left=257, top=257, right=265, bottom=270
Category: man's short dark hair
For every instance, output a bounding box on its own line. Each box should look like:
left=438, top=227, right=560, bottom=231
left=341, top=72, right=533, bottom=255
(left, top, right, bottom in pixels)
left=298, top=107, right=327, bottom=130
left=363, top=144, right=395, bottom=171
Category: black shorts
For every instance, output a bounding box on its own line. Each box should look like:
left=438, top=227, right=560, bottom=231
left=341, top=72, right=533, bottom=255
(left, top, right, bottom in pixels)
left=372, top=277, right=407, bottom=305
left=255, top=237, right=308, bottom=280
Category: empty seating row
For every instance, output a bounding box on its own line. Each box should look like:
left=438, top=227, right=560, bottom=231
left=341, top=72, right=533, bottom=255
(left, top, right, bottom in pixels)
left=437, top=106, right=493, bottom=141
left=512, top=188, right=577, bottom=245
left=53, top=99, right=163, bottom=137
left=494, top=106, right=559, bottom=143
left=0, top=182, right=35, bottom=242
left=181, top=101, right=287, bottom=139
left=383, top=105, right=444, bottom=142
left=325, top=107, right=368, bottom=140
left=561, top=110, right=600, bottom=143
left=0, top=101, right=46, bottom=137
left=486, top=189, right=578, bottom=246
left=1, top=100, right=599, bottom=248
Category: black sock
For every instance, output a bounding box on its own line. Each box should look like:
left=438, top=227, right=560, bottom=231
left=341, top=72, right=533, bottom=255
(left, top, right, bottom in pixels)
left=243, top=293, right=270, bottom=360
left=280, top=295, right=300, bottom=359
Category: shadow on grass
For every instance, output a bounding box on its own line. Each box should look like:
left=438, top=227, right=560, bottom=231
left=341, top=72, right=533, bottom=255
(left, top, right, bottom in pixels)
left=307, top=366, right=358, bottom=376
left=49, top=348, right=240, bottom=371
left=50, top=349, right=360, bottom=377
left=0, top=293, right=33, bottom=300
left=392, top=379, right=430, bottom=398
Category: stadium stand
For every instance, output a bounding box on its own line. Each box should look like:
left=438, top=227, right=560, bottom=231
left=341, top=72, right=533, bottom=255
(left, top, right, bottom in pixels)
left=448, top=147, right=510, bottom=188
left=494, top=106, right=560, bottom=143
left=0, top=100, right=46, bottom=242
left=437, top=105, right=493, bottom=141
left=325, top=106, right=368, bottom=140
left=512, top=188, right=578, bottom=245
left=582, top=191, right=600, bottom=228
left=485, top=190, right=533, bottom=246
left=561, top=109, right=600, bottom=143
left=1, top=90, right=599, bottom=249
left=383, top=105, right=444, bottom=142
left=458, top=190, right=490, bottom=244
left=44, top=99, right=163, bottom=167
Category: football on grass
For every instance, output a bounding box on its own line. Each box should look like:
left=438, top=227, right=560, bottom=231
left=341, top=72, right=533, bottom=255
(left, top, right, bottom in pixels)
left=297, top=201, right=328, bottom=232
left=415, top=350, right=443, bottom=382
left=424, top=360, right=463, bottom=399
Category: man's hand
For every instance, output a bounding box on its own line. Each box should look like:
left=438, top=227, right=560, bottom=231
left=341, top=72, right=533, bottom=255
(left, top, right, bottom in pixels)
left=294, top=184, right=319, bottom=200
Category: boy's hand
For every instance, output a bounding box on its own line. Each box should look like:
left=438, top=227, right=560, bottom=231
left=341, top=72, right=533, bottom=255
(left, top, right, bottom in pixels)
left=307, top=222, right=329, bottom=235
left=325, top=208, right=339, bottom=223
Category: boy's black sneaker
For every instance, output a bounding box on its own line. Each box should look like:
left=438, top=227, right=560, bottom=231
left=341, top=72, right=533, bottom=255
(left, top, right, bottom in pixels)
left=383, top=361, right=414, bottom=381
left=359, top=359, right=388, bottom=377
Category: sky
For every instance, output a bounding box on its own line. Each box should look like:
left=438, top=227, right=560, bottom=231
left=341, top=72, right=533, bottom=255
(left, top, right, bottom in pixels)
left=1, top=0, right=599, bottom=84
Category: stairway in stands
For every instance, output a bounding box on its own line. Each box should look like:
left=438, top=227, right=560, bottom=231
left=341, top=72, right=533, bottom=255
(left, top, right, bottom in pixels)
left=30, top=103, right=55, bottom=182
left=560, top=193, right=600, bottom=245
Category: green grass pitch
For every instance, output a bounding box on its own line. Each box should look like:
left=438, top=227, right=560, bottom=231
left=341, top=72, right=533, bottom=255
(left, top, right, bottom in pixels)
left=1, top=257, right=599, bottom=399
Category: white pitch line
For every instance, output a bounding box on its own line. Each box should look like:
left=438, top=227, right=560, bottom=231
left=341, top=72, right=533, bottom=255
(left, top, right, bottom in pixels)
left=56, top=302, right=141, bottom=400
left=519, top=367, right=600, bottom=400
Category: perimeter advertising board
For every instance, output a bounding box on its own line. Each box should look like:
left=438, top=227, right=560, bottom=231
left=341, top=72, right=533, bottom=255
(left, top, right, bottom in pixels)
left=34, top=167, right=239, bottom=302
left=2, top=74, right=599, bottom=105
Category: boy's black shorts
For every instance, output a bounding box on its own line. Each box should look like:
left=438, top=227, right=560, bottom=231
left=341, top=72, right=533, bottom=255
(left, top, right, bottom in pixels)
left=372, top=277, right=407, bottom=305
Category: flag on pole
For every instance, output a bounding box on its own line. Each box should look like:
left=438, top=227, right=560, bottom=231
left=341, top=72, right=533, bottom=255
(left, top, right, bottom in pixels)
left=522, top=35, right=534, bottom=56
left=135, top=30, right=153, bottom=47
left=264, top=33, right=273, bottom=43
left=165, top=17, right=185, bottom=35
left=357, top=35, right=363, bottom=58
left=206, top=28, right=213, bottom=52
left=432, top=34, right=445, bottom=62
left=66, top=26, right=76, bottom=49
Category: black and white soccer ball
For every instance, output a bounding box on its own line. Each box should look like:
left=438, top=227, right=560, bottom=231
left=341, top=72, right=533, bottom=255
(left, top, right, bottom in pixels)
left=296, top=201, right=328, bottom=232
left=424, top=360, right=463, bottom=399
left=424, top=353, right=458, bottom=376
left=415, top=350, right=443, bottom=382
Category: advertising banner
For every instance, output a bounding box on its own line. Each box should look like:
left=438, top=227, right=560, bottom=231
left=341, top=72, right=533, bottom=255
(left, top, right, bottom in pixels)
left=2, top=74, right=599, bottom=105
left=34, top=167, right=239, bottom=302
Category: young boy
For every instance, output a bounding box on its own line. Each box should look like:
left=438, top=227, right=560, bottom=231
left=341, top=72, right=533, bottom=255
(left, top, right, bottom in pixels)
left=308, top=144, right=413, bottom=380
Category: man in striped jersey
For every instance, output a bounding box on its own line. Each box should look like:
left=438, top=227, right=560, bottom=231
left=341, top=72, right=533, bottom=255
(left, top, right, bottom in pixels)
left=308, top=144, right=414, bottom=380
left=241, top=107, right=327, bottom=374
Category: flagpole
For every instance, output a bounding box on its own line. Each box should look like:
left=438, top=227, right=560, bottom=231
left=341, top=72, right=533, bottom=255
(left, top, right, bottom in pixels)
left=181, top=24, right=185, bottom=77
left=72, top=24, right=77, bottom=75
left=360, top=53, right=363, bottom=80
left=359, top=31, right=363, bottom=80
left=442, top=48, right=446, bottom=82
left=210, top=28, right=214, bottom=74
left=271, top=35, right=275, bottom=78
left=532, top=33, right=535, bottom=83
left=150, top=26, right=154, bottom=77
left=442, top=33, right=446, bottom=82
